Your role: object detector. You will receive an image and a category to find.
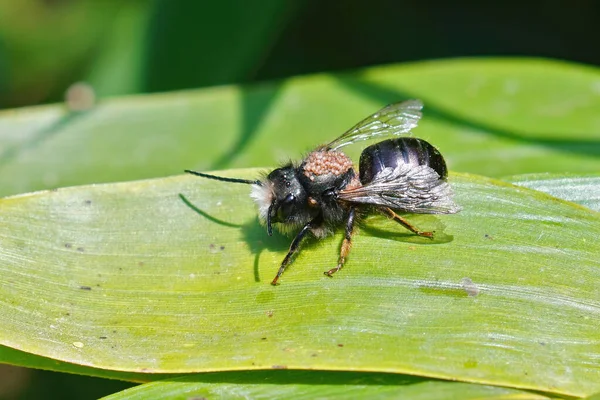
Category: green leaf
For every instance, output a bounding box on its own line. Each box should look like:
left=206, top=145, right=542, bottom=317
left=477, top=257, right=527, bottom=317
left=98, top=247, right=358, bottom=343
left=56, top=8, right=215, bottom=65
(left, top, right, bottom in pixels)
left=144, top=1, right=297, bottom=91
left=100, top=371, right=551, bottom=400
left=85, top=1, right=155, bottom=97
left=0, top=345, right=175, bottom=383
left=1, top=58, right=600, bottom=197
left=505, top=172, right=600, bottom=212
left=0, top=171, right=599, bottom=397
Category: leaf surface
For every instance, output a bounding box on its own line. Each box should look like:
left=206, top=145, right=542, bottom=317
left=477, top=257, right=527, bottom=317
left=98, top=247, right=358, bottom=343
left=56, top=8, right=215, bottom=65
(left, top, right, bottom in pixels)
left=506, top=172, right=600, bottom=212
left=0, top=170, right=598, bottom=396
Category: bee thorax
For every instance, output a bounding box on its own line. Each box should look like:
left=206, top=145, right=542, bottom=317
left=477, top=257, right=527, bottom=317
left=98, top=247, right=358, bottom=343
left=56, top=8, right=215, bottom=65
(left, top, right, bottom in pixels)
left=302, top=150, right=353, bottom=180
left=345, top=175, right=362, bottom=191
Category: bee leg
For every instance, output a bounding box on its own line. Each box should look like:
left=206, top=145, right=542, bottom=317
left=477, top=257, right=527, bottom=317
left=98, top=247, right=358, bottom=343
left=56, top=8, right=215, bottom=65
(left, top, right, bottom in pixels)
left=380, top=207, right=433, bottom=238
left=271, top=219, right=317, bottom=285
left=325, top=207, right=356, bottom=277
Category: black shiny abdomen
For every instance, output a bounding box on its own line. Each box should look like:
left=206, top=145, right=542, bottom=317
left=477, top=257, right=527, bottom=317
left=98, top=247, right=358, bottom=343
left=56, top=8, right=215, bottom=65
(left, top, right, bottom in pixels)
left=359, top=138, right=447, bottom=184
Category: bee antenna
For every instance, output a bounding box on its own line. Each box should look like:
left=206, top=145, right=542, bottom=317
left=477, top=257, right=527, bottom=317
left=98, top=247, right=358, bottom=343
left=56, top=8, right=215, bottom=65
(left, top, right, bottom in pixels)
left=184, top=170, right=261, bottom=185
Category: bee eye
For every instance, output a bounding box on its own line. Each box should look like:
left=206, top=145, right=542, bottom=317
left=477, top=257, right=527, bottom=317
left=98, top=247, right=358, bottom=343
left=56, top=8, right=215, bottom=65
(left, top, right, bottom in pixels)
left=277, top=194, right=296, bottom=221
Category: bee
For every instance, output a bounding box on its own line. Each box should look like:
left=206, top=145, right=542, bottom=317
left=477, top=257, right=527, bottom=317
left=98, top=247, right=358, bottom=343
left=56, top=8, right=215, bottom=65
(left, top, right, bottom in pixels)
left=185, top=100, right=460, bottom=285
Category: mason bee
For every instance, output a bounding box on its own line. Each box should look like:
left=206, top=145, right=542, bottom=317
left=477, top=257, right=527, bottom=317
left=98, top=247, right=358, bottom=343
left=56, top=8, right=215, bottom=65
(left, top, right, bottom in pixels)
left=185, top=100, right=460, bottom=285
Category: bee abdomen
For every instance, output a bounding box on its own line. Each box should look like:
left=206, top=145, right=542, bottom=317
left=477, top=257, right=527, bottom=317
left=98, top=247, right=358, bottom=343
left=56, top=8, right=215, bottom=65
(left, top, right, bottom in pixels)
left=358, top=138, right=447, bottom=184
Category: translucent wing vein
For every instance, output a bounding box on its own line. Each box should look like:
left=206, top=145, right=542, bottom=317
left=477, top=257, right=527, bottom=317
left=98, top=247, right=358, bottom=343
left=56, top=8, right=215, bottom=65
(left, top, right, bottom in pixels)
left=325, top=99, right=423, bottom=150
left=339, top=164, right=461, bottom=214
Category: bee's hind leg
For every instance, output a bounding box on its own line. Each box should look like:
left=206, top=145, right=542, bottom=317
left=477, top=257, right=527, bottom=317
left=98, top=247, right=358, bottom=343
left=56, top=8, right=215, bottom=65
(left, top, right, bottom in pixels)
left=380, top=207, right=434, bottom=238
left=325, top=207, right=356, bottom=277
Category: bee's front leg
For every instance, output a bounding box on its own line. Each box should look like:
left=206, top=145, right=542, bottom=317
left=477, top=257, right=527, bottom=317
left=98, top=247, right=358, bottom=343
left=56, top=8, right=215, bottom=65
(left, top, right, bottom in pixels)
left=325, top=207, right=356, bottom=277
left=271, top=216, right=321, bottom=285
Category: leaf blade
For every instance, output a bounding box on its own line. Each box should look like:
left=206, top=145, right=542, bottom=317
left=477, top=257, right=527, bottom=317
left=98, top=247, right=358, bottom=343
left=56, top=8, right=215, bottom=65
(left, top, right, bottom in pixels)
left=0, top=171, right=598, bottom=396
left=100, top=371, right=551, bottom=400
left=505, top=172, right=600, bottom=212
left=2, top=58, right=600, bottom=197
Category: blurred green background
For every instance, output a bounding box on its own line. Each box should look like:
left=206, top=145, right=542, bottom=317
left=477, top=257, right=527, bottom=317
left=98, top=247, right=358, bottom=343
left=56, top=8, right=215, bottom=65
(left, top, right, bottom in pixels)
left=1, top=0, right=599, bottom=109
left=1, top=0, right=598, bottom=399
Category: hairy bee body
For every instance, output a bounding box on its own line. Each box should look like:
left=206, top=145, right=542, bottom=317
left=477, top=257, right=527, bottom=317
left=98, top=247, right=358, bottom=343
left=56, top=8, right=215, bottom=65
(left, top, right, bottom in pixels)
left=186, top=100, right=460, bottom=285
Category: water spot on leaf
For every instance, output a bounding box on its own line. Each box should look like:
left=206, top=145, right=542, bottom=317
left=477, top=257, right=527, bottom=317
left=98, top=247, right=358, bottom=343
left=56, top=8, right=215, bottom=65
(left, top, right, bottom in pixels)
left=255, top=291, right=275, bottom=304
left=461, top=277, right=480, bottom=297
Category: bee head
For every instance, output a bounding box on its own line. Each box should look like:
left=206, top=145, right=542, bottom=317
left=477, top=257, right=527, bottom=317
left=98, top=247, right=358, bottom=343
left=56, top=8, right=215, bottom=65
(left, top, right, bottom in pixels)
left=185, top=167, right=314, bottom=238
left=251, top=165, right=310, bottom=236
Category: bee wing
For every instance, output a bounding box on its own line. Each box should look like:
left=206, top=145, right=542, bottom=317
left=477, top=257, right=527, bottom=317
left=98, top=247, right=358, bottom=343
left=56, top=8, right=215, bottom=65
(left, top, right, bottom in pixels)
left=324, top=99, right=423, bottom=151
left=339, top=164, right=461, bottom=214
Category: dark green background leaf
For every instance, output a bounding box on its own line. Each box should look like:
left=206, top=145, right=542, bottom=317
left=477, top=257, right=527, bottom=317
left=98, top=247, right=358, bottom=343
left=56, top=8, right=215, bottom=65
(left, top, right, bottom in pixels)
left=1, top=58, right=599, bottom=198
